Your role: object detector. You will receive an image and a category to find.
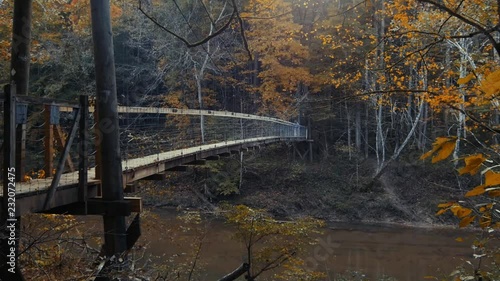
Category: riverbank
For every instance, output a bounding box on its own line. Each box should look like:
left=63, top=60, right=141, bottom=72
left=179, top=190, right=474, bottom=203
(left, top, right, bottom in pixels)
left=137, top=144, right=469, bottom=227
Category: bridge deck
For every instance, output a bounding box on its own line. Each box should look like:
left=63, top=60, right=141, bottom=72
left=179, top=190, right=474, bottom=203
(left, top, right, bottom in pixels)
left=6, top=136, right=305, bottom=215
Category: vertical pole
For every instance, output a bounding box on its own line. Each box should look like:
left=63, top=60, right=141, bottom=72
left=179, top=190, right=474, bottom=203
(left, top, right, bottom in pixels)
left=44, top=105, right=54, bottom=177
left=1, top=85, right=24, bottom=280
left=79, top=95, right=89, bottom=214
left=308, top=118, right=313, bottom=162
left=15, top=126, right=25, bottom=181
left=10, top=0, right=32, bottom=182
left=93, top=109, right=102, bottom=181
left=90, top=0, right=127, bottom=257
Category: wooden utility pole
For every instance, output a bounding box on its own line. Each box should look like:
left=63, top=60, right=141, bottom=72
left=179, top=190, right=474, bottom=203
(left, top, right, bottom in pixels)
left=90, top=0, right=128, bottom=258
left=1, top=0, right=32, bottom=278
left=10, top=0, right=32, bottom=182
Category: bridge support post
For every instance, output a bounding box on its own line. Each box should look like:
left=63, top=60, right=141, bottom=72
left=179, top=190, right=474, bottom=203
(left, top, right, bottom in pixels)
left=10, top=0, right=32, bottom=183
left=79, top=95, right=89, bottom=213
left=44, top=104, right=55, bottom=177
left=90, top=0, right=128, bottom=269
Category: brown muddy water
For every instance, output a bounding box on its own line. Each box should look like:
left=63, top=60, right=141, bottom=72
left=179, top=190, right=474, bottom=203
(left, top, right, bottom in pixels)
left=82, top=208, right=497, bottom=280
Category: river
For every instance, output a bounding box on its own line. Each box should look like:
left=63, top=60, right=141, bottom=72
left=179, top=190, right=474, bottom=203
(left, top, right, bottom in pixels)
left=82, top=208, right=492, bottom=280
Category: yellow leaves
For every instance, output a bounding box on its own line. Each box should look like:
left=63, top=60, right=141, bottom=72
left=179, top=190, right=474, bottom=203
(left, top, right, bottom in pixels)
left=23, top=174, right=32, bottom=183
left=455, top=237, right=464, bottom=242
left=37, top=169, right=46, bottom=179
left=436, top=203, right=478, bottom=229
left=458, top=154, right=486, bottom=175
left=466, top=170, right=500, bottom=197
left=450, top=205, right=472, bottom=218
left=459, top=215, right=476, bottom=228
left=457, top=73, right=475, bottom=85
left=488, top=189, right=500, bottom=197
left=420, top=137, right=457, bottom=163
left=110, top=4, right=123, bottom=19
left=465, top=185, right=486, bottom=197
left=437, top=203, right=477, bottom=228
left=484, top=170, right=500, bottom=186
left=437, top=202, right=454, bottom=208
left=479, top=213, right=492, bottom=229
left=435, top=208, right=448, bottom=216
left=480, top=69, right=500, bottom=96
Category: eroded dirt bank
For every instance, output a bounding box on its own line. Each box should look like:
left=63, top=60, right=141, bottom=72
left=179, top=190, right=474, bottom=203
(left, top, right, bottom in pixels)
left=137, top=144, right=469, bottom=226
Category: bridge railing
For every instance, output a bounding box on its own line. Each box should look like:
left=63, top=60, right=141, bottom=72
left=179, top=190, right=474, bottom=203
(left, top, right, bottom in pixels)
left=116, top=107, right=307, bottom=161
left=1, top=96, right=306, bottom=193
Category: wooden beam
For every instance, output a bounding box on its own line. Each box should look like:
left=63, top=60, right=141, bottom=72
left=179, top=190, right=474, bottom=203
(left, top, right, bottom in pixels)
left=87, top=197, right=142, bottom=215
left=12, top=95, right=79, bottom=108
left=126, top=214, right=141, bottom=251
left=93, top=109, right=101, bottom=180
left=124, top=183, right=138, bottom=193
left=124, top=197, right=142, bottom=213
left=79, top=95, right=89, bottom=212
left=17, top=184, right=99, bottom=216
left=54, top=125, right=75, bottom=172
left=41, top=197, right=141, bottom=216
left=87, top=199, right=130, bottom=216
left=44, top=105, right=54, bottom=177
left=205, top=155, right=220, bottom=160
left=185, top=160, right=206, bottom=166
left=166, top=165, right=188, bottom=172
left=15, top=123, right=26, bottom=181
left=142, top=173, right=167, bottom=181
left=43, top=109, right=81, bottom=211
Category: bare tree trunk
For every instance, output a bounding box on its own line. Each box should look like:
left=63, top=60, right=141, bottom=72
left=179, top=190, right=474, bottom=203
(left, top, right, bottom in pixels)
left=346, top=101, right=352, bottom=159
left=364, top=102, right=369, bottom=158
left=239, top=151, right=244, bottom=190
left=191, top=5, right=228, bottom=143
left=369, top=99, right=425, bottom=187
left=355, top=103, right=361, bottom=152
left=375, top=98, right=385, bottom=172
left=417, top=67, right=428, bottom=150
left=363, top=57, right=371, bottom=159
left=453, top=39, right=469, bottom=163
left=195, top=67, right=207, bottom=143
left=374, top=0, right=386, bottom=172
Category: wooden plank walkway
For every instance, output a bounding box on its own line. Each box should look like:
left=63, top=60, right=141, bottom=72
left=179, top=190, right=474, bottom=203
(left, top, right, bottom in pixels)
left=7, top=136, right=305, bottom=215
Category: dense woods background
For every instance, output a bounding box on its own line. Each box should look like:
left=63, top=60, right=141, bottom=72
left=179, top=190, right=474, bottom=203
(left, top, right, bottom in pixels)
left=3, top=0, right=500, bottom=168
left=1, top=0, right=500, bottom=280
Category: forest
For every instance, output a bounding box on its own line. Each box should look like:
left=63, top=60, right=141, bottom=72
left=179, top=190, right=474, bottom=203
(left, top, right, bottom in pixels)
left=0, top=0, right=500, bottom=280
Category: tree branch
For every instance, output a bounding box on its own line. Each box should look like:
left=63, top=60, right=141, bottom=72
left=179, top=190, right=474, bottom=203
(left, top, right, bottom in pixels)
left=417, top=0, right=500, bottom=56
left=232, top=0, right=253, bottom=61
left=217, top=263, right=250, bottom=281
left=241, top=10, right=292, bottom=20
left=138, top=0, right=236, bottom=48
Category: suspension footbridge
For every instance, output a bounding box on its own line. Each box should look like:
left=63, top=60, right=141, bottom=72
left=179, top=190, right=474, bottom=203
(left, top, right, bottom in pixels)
left=2, top=94, right=308, bottom=216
